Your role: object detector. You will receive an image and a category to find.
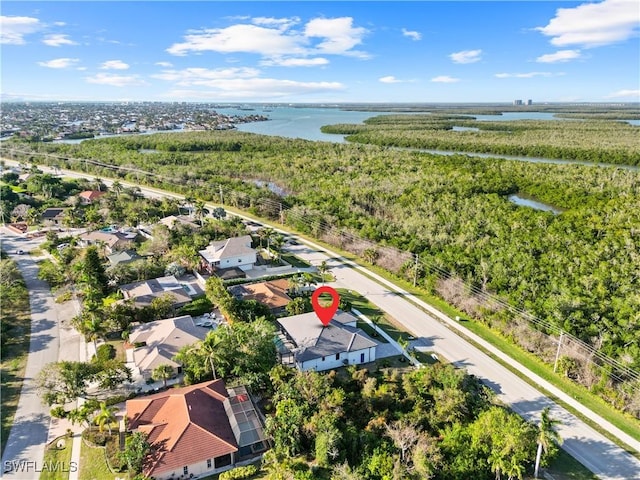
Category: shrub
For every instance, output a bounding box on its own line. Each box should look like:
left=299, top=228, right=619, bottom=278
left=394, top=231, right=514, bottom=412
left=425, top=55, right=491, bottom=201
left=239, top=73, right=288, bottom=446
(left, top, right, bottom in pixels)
left=50, top=406, right=67, bottom=418
left=82, top=429, right=109, bottom=446
left=218, top=464, right=258, bottom=480
left=179, top=297, right=213, bottom=316
left=94, top=344, right=116, bottom=363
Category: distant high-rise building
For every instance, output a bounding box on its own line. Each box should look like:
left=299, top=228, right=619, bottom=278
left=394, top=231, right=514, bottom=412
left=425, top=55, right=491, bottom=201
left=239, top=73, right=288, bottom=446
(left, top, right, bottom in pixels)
left=513, top=99, right=523, bottom=106
left=527, top=99, right=533, bottom=105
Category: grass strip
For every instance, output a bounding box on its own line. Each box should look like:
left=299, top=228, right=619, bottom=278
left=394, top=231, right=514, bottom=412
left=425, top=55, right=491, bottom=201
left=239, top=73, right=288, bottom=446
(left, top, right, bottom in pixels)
left=78, top=439, right=114, bottom=480
left=40, top=436, right=73, bottom=480
left=0, top=256, right=32, bottom=457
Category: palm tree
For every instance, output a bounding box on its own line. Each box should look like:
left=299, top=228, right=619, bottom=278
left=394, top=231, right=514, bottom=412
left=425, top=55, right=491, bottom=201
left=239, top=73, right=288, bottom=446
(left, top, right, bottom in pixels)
left=302, top=272, right=316, bottom=291
left=363, top=247, right=379, bottom=265
left=94, top=402, right=118, bottom=435
left=111, top=180, right=124, bottom=198
left=288, top=274, right=304, bottom=297
left=83, top=315, right=107, bottom=355
left=193, top=200, right=207, bottom=227
left=198, top=334, right=224, bottom=380
left=317, top=260, right=329, bottom=285
left=534, top=407, right=562, bottom=478
left=152, top=364, right=174, bottom=388
left=257, top=227, right=274, bottom=249
left=270, top=234, right=285, bottom=262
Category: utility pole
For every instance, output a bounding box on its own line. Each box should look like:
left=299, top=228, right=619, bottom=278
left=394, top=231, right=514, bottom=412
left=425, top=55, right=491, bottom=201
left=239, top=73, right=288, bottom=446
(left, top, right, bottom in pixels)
left=413, top=253, right=419, bottom=287
left=553, top=331, right=564, bottom=373
left=219, top=185, right=224, bottom=205
left=279, top=203, right=284, bottom=224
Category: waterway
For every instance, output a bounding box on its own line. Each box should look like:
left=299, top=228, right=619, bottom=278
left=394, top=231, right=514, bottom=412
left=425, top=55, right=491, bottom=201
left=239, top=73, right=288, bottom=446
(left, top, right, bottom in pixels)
left=47, top=106, right=638, bottom=171
left=507, top=194, right=563, bottom=214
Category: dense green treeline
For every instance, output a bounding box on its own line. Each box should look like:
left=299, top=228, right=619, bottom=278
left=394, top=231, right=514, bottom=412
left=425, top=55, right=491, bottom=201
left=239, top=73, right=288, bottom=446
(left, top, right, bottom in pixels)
left=261, top=364, right=549, bottom=480
left=6, top=131, right=640, bottom=410
left=321, top=115, right=640, bottom=165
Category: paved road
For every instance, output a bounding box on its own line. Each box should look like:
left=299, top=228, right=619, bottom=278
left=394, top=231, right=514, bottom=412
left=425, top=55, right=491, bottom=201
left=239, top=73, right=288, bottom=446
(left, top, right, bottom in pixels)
left=1, top=232, right=61, bottom=479
left=289, top=243, right=640, bottom=480
left=4, top=159, right=640, bottom=479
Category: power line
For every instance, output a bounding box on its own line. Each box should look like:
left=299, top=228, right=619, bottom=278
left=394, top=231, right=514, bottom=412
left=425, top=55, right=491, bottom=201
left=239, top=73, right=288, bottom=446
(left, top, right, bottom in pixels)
left=6, top=145, right=639, bottom=387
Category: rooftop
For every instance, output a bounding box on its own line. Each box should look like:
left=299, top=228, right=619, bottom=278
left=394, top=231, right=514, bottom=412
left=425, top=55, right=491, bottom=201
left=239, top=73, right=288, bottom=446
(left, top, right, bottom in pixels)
left=126, top=380, right=239, bottom=477
left=277, top=310, right=376, bottom=362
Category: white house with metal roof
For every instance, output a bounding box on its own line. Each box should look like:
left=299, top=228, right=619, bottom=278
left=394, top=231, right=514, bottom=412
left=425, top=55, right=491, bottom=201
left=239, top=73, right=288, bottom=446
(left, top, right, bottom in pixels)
left=199, top=235, right=257, bottom=272
left=276, top=310, right=377, bottom=371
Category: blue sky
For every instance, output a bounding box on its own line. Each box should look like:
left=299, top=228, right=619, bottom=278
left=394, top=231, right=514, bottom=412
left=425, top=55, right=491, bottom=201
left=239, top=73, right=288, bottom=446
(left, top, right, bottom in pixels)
left=1, top=1, right=638, bottom=103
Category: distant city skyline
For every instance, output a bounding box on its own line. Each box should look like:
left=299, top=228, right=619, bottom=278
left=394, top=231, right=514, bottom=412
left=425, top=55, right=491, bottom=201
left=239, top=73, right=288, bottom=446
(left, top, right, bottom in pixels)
left=1, top=1, right=639, bottom=103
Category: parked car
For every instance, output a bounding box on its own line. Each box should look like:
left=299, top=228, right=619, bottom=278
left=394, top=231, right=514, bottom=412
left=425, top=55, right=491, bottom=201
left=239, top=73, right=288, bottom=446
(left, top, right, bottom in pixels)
left=15, top=249, right=24, bottom=255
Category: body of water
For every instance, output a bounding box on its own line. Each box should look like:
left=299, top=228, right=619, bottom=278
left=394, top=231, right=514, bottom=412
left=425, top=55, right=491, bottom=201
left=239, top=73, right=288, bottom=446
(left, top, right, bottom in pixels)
left=47, top=106, right=638, bottom=171
left=508, top=194, right=563, bottom=214
left=217, top=106, right=388, bottom=142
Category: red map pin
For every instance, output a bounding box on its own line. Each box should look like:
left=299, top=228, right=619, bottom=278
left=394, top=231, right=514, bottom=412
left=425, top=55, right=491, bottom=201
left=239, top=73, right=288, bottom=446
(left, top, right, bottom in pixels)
left=311, top=286, right=340, bottom=327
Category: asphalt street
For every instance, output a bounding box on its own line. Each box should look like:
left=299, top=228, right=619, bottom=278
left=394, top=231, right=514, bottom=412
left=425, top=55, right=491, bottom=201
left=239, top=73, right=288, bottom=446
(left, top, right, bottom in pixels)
left=289, top=242, right=640, bottom=480
left=1, top=233, right=62, bottom=479
left=2, top=159, right=639, bottom=479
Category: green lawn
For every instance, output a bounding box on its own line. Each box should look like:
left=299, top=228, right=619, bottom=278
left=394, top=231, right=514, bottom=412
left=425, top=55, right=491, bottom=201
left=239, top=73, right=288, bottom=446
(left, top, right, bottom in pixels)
left=0, top=258, right=31, bottom=456
left=280, top=252, right=311, bottom=268
left=78, top=440, right=116, bottom=480
left=543, top=449, right=599, bottom=480
left=40, top=436, right=73, bottom=480
left=105, top=340, right=126, bottom=362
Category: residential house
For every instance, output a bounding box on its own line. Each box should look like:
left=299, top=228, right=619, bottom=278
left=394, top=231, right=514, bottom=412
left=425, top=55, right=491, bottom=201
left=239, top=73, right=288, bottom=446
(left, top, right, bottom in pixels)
left=106, top=249, right=141, bottom=267
left=158, top=214, right=200, bottom=231
left=229, top=279, right=291, bottom=315
left=126, top=315, right=207, bottom=380
left=78, top=190, right=106, bottom=205
left=119, top=275, right=201, bottom=309
left=126, top=379, right=268, bottom=479
left=199, top=235, right=256, bottom=273
left=41, top=207, right=66, bottom=226
left=276, top=310, right=377, bottom=372
left=78, top=230, right=137, bottom=254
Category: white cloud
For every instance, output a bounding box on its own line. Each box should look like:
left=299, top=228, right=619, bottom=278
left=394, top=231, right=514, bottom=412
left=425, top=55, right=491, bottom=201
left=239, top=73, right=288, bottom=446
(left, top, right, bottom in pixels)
left=155, top=61, right=173, bottom=68
left=167, top=23, right=306, bottom=56
left=153, top=66, right=344, bottom=99
left=401, top=28, right=421, bottom=41
left=379, top=76, right=402, bottom=84
left=304, top=17, right=368, bottom=56
left=163, top=78, right=344, bottom=100
left=495, top=71, right=561, bottom=78
left=151, top=67, right=260, bottom=83
left=431, top=75, right=460, bottom=83
left=449, top=49, right=482, bottom=64
left=261, top=57, right=329, bottom=67
left=1, top=16, right=41, bottom=45
left=252, top=16, right=300, bottom=30
left=536, top=49, right=582, bottom=63
left=167, top=16, right=368, bottom=60
left=43, top=34, right=77, bottom=47
left=37, top=58, right=80, bottom=69
left=100, top=60, right=130, bottom=70
left=605, top=89, right=640, bottom=99
left=85, top=73, right=147, bottom=87
left=536, top=0, right=640, bottom=48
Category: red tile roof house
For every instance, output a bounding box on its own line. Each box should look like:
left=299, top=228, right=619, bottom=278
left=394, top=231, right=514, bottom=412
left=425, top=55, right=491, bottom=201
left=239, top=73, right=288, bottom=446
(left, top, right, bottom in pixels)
left=126, top=380, right=268, bottom=479
left=78, top=190, right=106, bottom=205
